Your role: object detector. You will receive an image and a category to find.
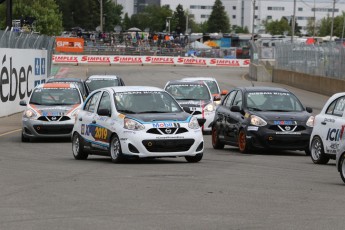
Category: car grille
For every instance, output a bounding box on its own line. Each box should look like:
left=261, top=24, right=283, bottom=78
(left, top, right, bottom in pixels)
left=268, top=125, right=306, bottom=132
left=33, top=124, right=74, bottom=135
left=146, top=128, right=188, bottom=135
left=142, top=139, right=195, bottom=152
left=37, top=116, right=71, bottom=122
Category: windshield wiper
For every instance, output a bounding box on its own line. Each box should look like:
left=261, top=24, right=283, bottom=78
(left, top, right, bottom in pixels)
left=137, top=111, right=166, bottom=114
left=29, top=102, right=41, bottom=105
left=117, top=109, right=136, bottom=114
left=247, top=107, right=262, bottom=111
left=265, top=109, right=291, bottom=112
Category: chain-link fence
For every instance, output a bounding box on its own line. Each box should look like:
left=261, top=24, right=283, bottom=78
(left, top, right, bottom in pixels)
left=0, top=28, right=55, bottom=76
left=250, top=40, right=345, bottom=80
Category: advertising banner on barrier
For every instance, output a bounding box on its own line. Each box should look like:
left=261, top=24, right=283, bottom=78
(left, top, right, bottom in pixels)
left=52, top=54, right=250, bottom=67
left=55, top=37, right=84, bottom=53
left=0, top=48, right=47, bottom=117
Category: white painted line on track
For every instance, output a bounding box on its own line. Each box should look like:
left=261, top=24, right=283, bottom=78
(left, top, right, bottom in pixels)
left=0, top=129, right=21, bottom=137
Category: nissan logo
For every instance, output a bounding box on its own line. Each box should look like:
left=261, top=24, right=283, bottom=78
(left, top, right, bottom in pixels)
left=51, top=116, right=57, bottom=121
left=285, top=126, right=291, bottom=131
left=165, top=128, right=172, bottom=134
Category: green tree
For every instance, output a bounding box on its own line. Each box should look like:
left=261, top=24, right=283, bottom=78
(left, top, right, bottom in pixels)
left=207, top=0, right=230, bottom=33
left=231, top=25, right=249, bottom=33
left=173, top=4, right=186, bottom=34
left=318, top=16, right=332, bottom=36
left=0, top=0, right=63, bottom=35
left=265, top=17, right=290, bottom=35
left=122, top=13, right=131, bottom=31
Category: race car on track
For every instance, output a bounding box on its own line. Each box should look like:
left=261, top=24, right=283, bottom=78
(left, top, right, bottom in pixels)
left=164, top=80, right=219, bottom=133
left=211, top=87, right=314, bottom=153
left=85, top=75, right=125, bottom=92
left=71, top=86, right=204, bottom=163
left=47, top=77, right=89, bottom=99
left=310, top=92, right=345, bottom=164
left=181, top=77, right=228, bottom=104
left=20, top=82, right=84, bottom=142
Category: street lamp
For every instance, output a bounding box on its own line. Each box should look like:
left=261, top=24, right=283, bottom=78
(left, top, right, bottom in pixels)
left=99, top=0, right=103, bottom=33
left=251, top=0, right=256, bottom=41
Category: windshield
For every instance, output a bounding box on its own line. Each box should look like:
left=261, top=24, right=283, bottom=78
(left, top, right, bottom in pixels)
left=165, top=84, right=211, bottom=100
left=204, top=81, right=219, bottom=94
left=47, top=81, right=86, bottom=96
left=29, top=88, right=81, bottom=105
left=86, top=79, right=119, bottom=92
left=114, top=91, right=182, bottom=114
left=246, top=91, right=304, bottom=112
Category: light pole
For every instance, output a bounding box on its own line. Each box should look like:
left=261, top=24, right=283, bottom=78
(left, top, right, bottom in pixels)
left=100, top=0, right=103, bottom=33
left=330, top=0, right=336, bottom=40
left=166, top=17, right=172, bottom=34
left=291, top=0, right=296, bottom=43
left=251, top=0, right=256, bottom=41
left=342, top=12, right=345, bottom=41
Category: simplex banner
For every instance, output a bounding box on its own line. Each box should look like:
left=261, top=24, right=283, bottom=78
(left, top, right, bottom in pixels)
left=52, top=55, right=250, bottom=67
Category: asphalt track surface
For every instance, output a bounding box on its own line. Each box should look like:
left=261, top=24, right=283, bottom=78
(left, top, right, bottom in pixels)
left=0, top=65, right=344, bottom=230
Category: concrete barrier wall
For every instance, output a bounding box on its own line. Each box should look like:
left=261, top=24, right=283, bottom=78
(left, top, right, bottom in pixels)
left=273, top=69, right=345, bottom=96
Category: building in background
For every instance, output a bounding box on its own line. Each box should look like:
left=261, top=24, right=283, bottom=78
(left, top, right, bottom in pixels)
left=117, top=0, right=345, bottom=35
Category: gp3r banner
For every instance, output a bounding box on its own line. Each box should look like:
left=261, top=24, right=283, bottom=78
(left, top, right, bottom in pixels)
left=55, top=37, right=84, bottom=53
left=0, top=48, right=47, bottom=117
left=52, top=55, right=250, bottom=67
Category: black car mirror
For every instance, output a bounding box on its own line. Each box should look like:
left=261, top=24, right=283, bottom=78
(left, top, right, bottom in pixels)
left=213, top=95, right=221, bottom=101
left=19, top=100, right=27, bottom=106
left=306, top=107, right=313, bottom=113
left=183, top=107, right=191, bottom=113
left=98, top=108, right=111, bottom=117
left=230, top=105, right=242, bottom=113
left=197, top=118, right=206, bottom=127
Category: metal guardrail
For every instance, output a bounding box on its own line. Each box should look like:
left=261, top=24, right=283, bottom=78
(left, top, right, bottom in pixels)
left=0, top=28, right=55, bottom=77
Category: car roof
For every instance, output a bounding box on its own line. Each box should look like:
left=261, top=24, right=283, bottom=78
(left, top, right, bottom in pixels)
left=166, top=80, right=207, bottom=85
left=237, top=86, right=291, bottom=93
left=37, top=82, right=79, bottom=89
left=181, top=77, right=216, bottom=81
left=47, top=77, right=83, bottom=83
left=105, top=86, right=165, bottom=93
left=87, top=75, right=119, bottom=80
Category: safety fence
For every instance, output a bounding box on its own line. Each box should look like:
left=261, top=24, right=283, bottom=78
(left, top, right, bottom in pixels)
left=0, top=28, right=55, bottom=76
left=250, top=40, right=345, bottom=80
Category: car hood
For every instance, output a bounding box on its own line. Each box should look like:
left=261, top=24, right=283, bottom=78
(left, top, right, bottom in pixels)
left=127, top=112, right=190, bottom=123
left=254, top=111, right=312, bottom=122
left=176, top=99, right=212, bottom=108
left=29, top=104, right=80, bottom=116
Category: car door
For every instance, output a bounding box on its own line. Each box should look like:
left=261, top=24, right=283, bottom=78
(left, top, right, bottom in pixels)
left=321, top=96, right=345, bottom=155
left=79, top=91, right=102, bottom=147
left=93, top=91, right=113, bottom=150
left=216, top=90, right=237, bottom=142
left=227, top=90, right=243, bottom=143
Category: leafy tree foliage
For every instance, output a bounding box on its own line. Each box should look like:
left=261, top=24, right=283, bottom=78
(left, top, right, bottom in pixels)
left=173, top=4, right=186, bottom=34
left=231, top=25, right=249, bottom=34
left=318, top=16, right=332, bottom=36
left=0, top=0, right=63, bottom=35
left=265, top=17, right=290, bottom=35
left=207, top=0, right=230, bottom=33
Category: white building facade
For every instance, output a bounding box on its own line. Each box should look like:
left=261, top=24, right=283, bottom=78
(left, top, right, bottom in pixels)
left=118, top=0, right=345, bottom=35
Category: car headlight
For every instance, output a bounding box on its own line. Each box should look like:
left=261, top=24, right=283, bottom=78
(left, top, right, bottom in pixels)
left=204, top=103, right=216, bottom=112
left=124, top=118, right=145, bottom=131
left=306, top=116, right=314, bottom=127
left=24, top=109, right=38, bottom=119
left=250, top=115, right=267, bottom=126
left=188, top=116, right=200, bottom=129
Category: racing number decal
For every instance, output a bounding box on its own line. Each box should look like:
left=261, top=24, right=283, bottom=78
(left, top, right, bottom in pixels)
left=94, top=127, right=108, bottom=141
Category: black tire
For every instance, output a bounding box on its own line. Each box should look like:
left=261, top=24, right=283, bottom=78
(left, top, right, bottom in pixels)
left=109, top=134, right=124, bottom=163
left=212, top=127, right=224, bottom=149
left=339, top=153, right=345, bottom=183
left=185, top=153, right=203, bottom=163
left=238, top=129, right=250, bottom=153
left=310, top=136, right=329, bottom=164
left=21, top=132, right=30, bottom=142
left=72, top=133, right=88, bottom=160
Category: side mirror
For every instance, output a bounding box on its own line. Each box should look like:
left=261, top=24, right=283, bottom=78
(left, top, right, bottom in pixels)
left=213, top=95, right=221, bottom=101
left=98, top=108, right=111, bottom=117
left=197, top=118, right=206, bottom=127
left=19, top=100, right=27, bottom=106
left=306, top=107, right=313, bottom=113
left=221, top=90, right=229, bottom=96
left=230, top=105, right=242, bottom=113
left=183, top=106, right=191, bottom=113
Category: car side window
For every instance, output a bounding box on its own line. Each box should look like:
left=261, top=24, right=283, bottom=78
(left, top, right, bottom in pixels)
left=97, top=92, right=112, bottom=115
left=232, top=91, right=243, bottom=108
left=224, top=91, right=237, bottom=108
left=84, top=91, right=101, bottom=112
left=327, top=96, right=345, bottom=116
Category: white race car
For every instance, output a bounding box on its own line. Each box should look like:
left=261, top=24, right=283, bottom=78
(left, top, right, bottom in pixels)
left=310, top=92, right=345, bottom=164
left=72, top=86, right=204, bottom=163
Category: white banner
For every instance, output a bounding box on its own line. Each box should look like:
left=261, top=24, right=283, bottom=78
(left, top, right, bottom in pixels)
left=0, top=48, right=47, bottom=117
left=52, top=55, right=250, bottom=67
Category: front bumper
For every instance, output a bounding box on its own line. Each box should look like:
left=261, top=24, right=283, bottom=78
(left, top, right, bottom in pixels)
left=245, top=125, right=312, bottom=151
left=119, top=129, right=204, bottom=158
left=22, top=118, right=75, bottom=139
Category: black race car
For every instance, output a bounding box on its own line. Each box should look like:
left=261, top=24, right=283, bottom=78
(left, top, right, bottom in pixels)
left=211, top=87, right=314, bottom=154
